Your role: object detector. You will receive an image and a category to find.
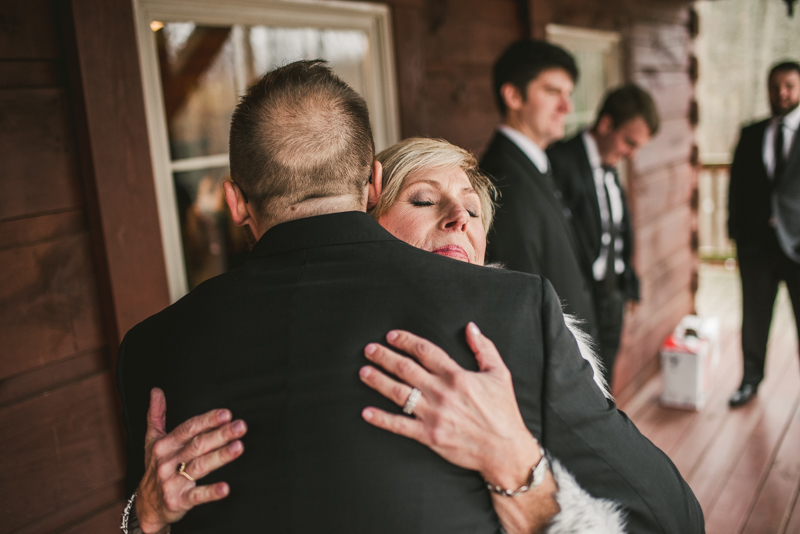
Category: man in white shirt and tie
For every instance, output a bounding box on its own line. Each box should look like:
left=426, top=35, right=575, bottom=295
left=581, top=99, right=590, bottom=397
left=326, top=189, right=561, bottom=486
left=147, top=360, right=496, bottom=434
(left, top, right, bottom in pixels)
left=727, top=61, right=800, bottom=407
left=547, top=85, right=659, bottom=387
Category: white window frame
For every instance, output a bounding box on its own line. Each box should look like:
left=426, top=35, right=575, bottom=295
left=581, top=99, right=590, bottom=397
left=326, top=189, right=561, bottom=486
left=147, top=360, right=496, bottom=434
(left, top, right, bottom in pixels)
left=133, top=0, right=401, bottom=302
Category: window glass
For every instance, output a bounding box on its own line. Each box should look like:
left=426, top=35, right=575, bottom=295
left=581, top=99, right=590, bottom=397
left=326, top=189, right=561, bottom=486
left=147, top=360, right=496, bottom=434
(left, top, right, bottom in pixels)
left=154, top=23, right=370, bottom=290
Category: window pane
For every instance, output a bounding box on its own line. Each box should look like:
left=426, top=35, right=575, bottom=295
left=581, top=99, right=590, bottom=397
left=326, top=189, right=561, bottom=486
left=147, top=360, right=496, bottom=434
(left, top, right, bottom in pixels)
left=248, top=27, right=368, bottom=95
left=157, top=23, right=238, bottom=160
left=174, top=167, right=250, bottom=290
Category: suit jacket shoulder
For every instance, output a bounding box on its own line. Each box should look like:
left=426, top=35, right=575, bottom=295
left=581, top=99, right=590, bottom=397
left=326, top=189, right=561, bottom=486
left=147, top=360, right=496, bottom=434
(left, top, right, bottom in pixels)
left=481, top=133, right=598, bottom=337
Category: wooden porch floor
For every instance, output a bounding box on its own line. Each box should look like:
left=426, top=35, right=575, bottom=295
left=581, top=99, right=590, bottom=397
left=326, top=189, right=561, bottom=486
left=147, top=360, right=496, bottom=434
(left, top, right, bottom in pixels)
left=618, top=263, right=800, bottom=534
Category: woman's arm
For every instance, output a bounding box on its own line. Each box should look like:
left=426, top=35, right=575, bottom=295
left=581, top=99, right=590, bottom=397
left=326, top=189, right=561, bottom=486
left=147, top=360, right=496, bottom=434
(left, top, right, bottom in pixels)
left=359, top=324, right=625, bottom=534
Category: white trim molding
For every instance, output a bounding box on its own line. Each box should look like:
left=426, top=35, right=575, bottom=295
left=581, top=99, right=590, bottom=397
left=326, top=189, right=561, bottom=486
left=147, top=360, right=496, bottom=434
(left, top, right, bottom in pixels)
left=132, top=0, right=401, bottom=301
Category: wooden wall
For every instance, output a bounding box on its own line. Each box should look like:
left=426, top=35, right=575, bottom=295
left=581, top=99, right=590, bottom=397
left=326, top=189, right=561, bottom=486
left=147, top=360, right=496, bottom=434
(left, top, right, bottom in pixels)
left=0, top=0, right=169, bottom=531
left=385, top=0, right=699, bottom=396
left=0, top=1, right=123, bottom=531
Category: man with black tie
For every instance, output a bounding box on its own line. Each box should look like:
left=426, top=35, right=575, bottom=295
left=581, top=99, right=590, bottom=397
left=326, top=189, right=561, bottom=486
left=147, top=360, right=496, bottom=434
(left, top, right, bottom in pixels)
left=482, top=41, right=599, bottom=343
left=547, top=85, right=659, bottom=387
left=118, top=60, right=703, bottom=533
left=728, top=61, right=800, bottom=407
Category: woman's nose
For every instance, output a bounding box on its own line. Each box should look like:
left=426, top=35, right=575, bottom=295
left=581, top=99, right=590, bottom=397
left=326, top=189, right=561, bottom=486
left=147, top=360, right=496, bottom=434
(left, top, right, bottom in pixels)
left=443, top=204, right=470, bottom=231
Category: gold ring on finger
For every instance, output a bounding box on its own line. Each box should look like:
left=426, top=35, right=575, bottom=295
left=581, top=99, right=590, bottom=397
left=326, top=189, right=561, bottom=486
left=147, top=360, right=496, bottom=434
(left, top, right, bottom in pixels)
left=177, top=462, right=195, bottom=482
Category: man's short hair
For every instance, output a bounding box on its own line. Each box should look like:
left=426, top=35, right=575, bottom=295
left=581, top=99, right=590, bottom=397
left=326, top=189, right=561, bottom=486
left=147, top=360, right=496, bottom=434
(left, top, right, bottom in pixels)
left=492, top=40, right=579, bottom=117
left=229, top=60, right=374, bottom=226
left=769, top=60, right=800, bottom=81
left=595, top=84, right=660, bottom=135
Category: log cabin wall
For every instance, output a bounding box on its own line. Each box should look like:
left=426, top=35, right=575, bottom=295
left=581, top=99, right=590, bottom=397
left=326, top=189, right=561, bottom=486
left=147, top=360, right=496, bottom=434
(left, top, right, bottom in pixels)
left=0, top=1, right=126, bottom=531
left=381, top=0, right=699, bottom=397
left=0, top=0, right=169, bottom=531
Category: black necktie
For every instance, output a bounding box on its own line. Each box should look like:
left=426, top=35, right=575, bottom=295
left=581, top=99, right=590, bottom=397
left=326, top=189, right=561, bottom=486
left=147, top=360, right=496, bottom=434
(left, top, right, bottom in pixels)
left=774, top=118, right=785, bottom=183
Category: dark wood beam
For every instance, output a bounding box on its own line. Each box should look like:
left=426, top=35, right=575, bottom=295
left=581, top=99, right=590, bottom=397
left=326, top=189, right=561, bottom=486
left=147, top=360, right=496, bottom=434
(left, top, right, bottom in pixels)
left=61, top=0, right=171, bottom=366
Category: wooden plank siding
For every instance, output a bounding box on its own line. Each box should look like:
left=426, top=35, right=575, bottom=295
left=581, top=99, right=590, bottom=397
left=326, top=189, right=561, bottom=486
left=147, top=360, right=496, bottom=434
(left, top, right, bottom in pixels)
left=0, top=1, right=126, bottom=532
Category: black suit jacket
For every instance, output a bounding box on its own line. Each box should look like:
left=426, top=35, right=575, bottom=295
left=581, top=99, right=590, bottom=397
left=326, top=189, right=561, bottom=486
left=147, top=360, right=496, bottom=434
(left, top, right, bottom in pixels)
left=118, top=212, right=702, bottom=533
left=729, top=118, right=800, bottom=262
left=728, top=119, right=774, bottom=256
left=481, top=132, right=598, bottom=339
left=547, top=133, right=640, bottom=301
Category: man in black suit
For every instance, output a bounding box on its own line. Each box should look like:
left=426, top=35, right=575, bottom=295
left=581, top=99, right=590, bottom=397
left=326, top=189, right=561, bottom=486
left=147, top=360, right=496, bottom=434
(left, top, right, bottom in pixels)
left=118, top=61, right=703, bottom=533
left=482, top=41, right=598, bottom=343
left=728, top=61, right=800, bottom=407
left=547, top=85, right=659, bottom=387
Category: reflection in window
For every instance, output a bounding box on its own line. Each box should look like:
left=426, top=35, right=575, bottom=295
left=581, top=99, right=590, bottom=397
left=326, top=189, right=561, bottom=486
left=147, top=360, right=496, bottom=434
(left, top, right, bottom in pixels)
left=173, top=167, right=250, bottom=290
left=154, top=22, right=369, bottom=290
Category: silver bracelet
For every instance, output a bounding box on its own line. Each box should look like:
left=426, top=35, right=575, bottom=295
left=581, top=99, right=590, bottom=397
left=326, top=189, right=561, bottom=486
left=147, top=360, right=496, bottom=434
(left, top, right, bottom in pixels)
left=121, top=492, right=137, bottom=533
left=486, top=445, right=549, bottom=497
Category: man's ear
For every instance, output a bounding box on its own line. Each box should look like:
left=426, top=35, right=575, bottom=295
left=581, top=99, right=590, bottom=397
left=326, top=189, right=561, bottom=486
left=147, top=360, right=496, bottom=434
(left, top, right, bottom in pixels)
left=500, top=82, right=524, bottom=112
left=366, top=160, right=383, bottom=210
left=595, top=114, right=614, bottom=136
left=224, top=181, right=261, bottom=240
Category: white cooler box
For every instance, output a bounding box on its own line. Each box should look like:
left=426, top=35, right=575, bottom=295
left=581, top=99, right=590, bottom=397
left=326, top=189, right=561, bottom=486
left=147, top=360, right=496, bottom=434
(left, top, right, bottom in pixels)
left=660, top=315, right=720, bottom=410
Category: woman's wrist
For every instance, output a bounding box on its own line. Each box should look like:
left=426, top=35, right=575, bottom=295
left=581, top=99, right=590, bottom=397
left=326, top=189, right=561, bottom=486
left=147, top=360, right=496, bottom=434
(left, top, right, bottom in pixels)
left=481, top=432, right=542, bottom=489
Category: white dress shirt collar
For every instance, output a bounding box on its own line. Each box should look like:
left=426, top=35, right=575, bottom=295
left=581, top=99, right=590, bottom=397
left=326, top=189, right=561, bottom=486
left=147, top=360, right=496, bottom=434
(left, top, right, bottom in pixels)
left=498, top=125, right=550, bottom=174
left=782, top=104, right=800, bottom=132
left=763, top=104, right=800, bottom=178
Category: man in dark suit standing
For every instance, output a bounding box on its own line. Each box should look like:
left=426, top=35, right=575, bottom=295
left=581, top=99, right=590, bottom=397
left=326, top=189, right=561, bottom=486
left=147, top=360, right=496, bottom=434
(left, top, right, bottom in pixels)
left=728, top=61, right=800, bottom=407
left=482, top=41, right=599, bottom=342
left=118, top=60, right=703, bottom=533
left=547, top=85, right=659, bottom=387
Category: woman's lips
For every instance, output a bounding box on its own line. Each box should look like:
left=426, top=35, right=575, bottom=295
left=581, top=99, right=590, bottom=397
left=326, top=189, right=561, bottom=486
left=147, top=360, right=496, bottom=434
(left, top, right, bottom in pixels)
left=433, top=244, right=470, bottom=263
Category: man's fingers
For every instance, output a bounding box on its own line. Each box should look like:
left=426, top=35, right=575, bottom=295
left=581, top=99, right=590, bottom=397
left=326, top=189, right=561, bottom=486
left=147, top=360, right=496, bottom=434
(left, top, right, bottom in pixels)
left=182, top=439, right=245, bottom=481
left=364, top=342, right=432, bottom=390
left=359, top=365, right=419, bottom=409
left=465, top=322, right=508, bottom=373
left=362, top=407, right=427, bottom=443
left=187, top=482, right=231, bottom=506
left=145, top=388, right=167, bottom=443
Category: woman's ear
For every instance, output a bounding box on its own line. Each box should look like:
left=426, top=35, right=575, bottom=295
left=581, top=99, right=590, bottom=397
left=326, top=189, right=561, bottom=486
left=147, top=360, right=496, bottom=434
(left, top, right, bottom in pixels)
left=366, top=160, right=383, bottom=210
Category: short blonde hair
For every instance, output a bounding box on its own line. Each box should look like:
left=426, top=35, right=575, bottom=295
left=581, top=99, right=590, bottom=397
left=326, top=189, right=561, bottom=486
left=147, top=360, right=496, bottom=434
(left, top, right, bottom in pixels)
left=370, top=138, right=497, bottom=234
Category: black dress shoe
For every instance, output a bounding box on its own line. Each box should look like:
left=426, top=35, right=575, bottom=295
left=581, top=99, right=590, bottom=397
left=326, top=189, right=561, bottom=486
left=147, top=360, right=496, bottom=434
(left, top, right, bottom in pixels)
left=729, top=384, right=757, bottom=407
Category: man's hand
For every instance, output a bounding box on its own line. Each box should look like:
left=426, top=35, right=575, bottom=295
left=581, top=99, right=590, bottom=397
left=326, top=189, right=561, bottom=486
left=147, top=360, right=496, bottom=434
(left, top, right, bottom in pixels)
left=359, top=323, right=559, bottom=533
left=136, top=388, right=247, bottom=533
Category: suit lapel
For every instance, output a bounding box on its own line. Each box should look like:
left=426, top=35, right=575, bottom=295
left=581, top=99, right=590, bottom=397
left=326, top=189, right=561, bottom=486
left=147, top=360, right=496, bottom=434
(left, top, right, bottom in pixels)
left=572, top=135, right=603, bottom=238
left=493, top=134, right=586, bottom=262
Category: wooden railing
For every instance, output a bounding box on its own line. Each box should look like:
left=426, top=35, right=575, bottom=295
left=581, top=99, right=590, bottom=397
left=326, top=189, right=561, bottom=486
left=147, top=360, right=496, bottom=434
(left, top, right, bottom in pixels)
left=697, top=163, right=735, bottom=260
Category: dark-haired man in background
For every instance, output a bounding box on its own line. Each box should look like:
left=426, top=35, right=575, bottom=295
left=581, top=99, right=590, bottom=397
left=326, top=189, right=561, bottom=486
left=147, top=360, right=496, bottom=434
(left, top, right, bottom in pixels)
left=728, top=60, right=800, bottom=407
left=482, top=40, right=598, bottom=344
left=548, top=85, right=659, bottom=387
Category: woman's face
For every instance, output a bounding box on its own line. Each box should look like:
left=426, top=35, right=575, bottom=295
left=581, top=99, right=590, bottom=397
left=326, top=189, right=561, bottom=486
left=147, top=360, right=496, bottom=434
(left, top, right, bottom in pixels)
left=378, top=166, right=487, bottom=264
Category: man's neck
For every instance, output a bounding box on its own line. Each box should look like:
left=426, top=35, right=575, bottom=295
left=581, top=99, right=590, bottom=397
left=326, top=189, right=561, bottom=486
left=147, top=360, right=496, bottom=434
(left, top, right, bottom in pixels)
left=254, top=196, right=365, bottom=240
left=502, top=117, right=549, bottom=149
